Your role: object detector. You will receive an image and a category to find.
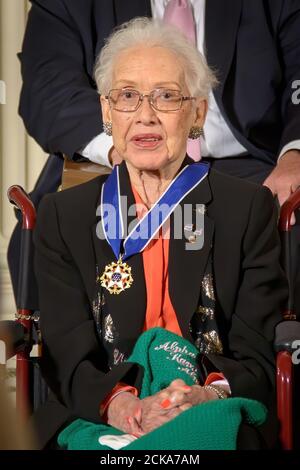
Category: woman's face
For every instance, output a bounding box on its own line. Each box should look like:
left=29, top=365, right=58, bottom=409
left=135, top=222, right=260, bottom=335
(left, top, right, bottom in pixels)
left=101, top=46, right=207, bottom=172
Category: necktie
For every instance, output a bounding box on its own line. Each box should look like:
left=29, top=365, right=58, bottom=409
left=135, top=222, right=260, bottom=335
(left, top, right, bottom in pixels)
left=163, top=0, right=201, bottom=161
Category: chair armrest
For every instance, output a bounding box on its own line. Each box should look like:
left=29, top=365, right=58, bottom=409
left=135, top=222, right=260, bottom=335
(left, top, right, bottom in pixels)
left=274, top=320, right=300, bottom=353
left=0, top=321, right=27, bottom=362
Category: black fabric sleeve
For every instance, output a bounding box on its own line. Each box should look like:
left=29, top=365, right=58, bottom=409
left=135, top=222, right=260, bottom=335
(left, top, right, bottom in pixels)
left=207, top=187, right=288, bottom=407
left=277, top=0, right=300, bottom=151
left=33, top=194, right=143, bottom=423
left=19, top=0, right=102, bottom=158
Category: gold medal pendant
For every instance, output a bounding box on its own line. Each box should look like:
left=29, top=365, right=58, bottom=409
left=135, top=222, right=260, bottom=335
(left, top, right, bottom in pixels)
left=99, top=256, right=133, bottom=295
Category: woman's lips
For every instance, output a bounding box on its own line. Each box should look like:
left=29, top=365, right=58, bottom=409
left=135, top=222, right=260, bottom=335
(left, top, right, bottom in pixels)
left=131, top=133, right=163, bottom=149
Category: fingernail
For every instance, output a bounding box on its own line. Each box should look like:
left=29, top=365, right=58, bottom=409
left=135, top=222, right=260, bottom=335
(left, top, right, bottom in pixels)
left=126, top=416, right=132, bottom=424
left=183, top=385, right=192, bottom=391
left=160, top=399, right=171, bottom=409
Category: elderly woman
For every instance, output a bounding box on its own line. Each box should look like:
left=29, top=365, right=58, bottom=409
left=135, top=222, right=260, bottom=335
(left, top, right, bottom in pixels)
left=33, top=18, right=287, bottom=449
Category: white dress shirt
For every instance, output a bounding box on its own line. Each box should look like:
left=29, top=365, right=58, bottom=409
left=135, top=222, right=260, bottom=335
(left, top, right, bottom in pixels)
left=80, top=0, right=300, bottom=165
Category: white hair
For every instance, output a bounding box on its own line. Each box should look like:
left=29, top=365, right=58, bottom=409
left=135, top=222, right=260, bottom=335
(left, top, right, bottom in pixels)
left=94, top=17, right=217, bottom=97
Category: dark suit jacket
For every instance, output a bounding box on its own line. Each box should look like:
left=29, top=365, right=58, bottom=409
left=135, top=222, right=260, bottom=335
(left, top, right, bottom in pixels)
left=19, top=0, right=300, bottom=164
left=33, top=160, right=287, bottom=448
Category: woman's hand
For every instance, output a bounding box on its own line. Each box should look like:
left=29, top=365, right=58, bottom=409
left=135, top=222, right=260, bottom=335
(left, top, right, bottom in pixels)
left=146, top=379, right=222, bottom=418
left=106, top=388, right=186, bottom=436
left=138, top=392, right=184, bottom=434
left=163, top=379, right=221, bottom=409
left=106, top=392, right=144, bottom=437
left=137, top=380, right=195, bottom=434
left=106, top=380, right=223, bottom=437
left=134, top=379, right=222, bottom=435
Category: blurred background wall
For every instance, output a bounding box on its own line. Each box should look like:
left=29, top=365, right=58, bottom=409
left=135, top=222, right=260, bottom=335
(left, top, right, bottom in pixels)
left=0, top=0, right=47, bottom=320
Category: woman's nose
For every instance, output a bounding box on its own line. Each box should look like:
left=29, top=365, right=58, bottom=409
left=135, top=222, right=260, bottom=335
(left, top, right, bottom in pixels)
left=135, top=96, right=158, bottom=124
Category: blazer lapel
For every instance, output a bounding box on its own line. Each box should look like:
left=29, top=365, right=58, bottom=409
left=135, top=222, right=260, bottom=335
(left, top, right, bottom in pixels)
left=91, top=163, right=147, bottom=342
left=205, top=0, right=242, bottom=102
left=168, top=169, right=214, bottom=342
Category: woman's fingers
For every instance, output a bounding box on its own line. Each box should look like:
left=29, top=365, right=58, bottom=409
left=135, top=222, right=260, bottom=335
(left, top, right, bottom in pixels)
left=160, top=384, right=210, bottom=409
left=157, top=381, right=193, bottom=409
left=169, top=379, right=192, bottom=392
left=134, top=405, right=142, bottom=425
left=160, top=389, right=191, bottom=409
left=127, top=416, right=144, bottom=437
left=107, top=392, right=143, bottom=434
left=169, top=379, right=189, bottom=388
left=179, top=403, right=192, bottom=412
left=169, top=390, right=186, bottom=405
left=106, top=384, right=203, bottom=437
left=140, top=406, right=182, bottom=433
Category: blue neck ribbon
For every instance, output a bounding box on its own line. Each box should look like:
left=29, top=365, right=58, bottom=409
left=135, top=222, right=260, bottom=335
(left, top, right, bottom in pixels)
left=101, top=162, right=209, bottom=261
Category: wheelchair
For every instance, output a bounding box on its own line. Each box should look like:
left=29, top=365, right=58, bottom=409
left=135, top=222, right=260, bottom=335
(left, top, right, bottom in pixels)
left=1, top=161, right=300, bottom=450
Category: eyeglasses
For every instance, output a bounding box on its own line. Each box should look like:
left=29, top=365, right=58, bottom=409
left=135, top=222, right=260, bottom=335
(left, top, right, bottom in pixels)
left=105, top=88, right=196, bottom=112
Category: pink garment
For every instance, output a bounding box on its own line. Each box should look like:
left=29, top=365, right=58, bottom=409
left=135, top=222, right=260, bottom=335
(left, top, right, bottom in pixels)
left=163, top=0, right=201, bottom=162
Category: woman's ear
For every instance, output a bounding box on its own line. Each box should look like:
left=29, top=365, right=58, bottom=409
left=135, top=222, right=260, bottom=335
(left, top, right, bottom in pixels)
left=194, top=99, right=207, bottom=128
left=100, top=95, right=112, bottom=123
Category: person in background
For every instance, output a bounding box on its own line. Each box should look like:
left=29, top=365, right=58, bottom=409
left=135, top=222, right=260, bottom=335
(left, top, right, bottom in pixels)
left=17, top=0, right=300, bottom=189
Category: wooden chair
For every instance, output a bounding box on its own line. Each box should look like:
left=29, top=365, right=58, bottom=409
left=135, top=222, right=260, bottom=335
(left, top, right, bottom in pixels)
left=61, top=158, right=111, bottom=190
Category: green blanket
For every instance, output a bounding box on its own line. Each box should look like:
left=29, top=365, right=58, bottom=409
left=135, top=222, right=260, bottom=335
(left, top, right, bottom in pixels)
left=58, top=328, right=267, bottom=450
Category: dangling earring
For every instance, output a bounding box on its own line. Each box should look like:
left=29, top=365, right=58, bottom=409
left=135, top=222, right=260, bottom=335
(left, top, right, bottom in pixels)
left=189, top=127, right=203, bottom=139
left=103, top=121, right=112, bottom=136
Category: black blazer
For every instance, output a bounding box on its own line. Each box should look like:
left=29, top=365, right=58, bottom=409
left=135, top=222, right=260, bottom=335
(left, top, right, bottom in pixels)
left=33, top=160, right=287, bottom=447
left=19, top=0, right=300, bottom=164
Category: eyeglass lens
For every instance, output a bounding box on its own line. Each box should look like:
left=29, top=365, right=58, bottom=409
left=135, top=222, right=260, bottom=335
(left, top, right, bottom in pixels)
left=108, top=89, right=183, bottom=111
